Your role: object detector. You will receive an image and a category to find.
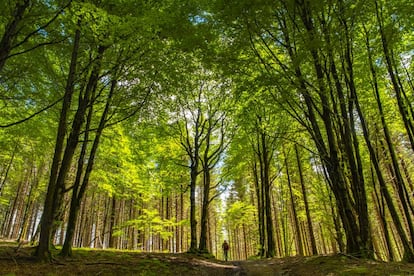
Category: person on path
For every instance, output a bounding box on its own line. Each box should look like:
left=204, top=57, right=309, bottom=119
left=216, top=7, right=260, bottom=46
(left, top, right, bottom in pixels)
left=222, top=240, right=229, bottom=261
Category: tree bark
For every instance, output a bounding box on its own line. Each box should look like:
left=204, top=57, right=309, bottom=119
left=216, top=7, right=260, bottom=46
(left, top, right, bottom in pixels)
left=108, top=196, right=117, bottom=248
left=285, top=149, right=303, bottom=256
left=297, top=0, right=367, bottom=255
left=357, top=24, right=414, bottom=261
left=375, top=0, right=414, bottom=153
left=253, top=160, right=265, bottom=257
left=35, top=26, right=81, bottom=262
left=61, top=74, right=115, bottom=257
left=295, top=144, right=317, bottom=255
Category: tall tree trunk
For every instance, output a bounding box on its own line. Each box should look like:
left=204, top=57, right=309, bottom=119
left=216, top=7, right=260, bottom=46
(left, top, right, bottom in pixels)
left=185, top=105, right=204, bottom=252
left=51, top=44, right=105, bottom=243
left=199, top=126, right=212, bottom=253
left=295, top=145, right=317, bottom=255
left=17, top=166, right=39, bottom=242
left=375, top=0, right=414, bottom=153
left=262, top=140, right=275, bottom=258
left=35, top=26, right=81, bottom=261
left=108, top=197, right=117, bottom=248
left=189, top=164, right=198, bottom=251
left=372, top=187, right=394, bottom=261
left=285, top=149, right=303, bottom=256
left=280, top=5, right=360, bottom=255
left=339, top=5, right=373, bottom=256
left=253, top=160, right=265, bottom=257
left=61, top=75, right=115, bottom=257
left=60, top=90, right=94, bottom=255
left=255, top=115, right=276, bottom=258
left=5, top=179, right=23, bottom=238
left=0, top=144, right=18, bottom=196
left=199, top=115, right=226, bottom=253
left=180, top=186, right=184, bottom=252
left=357, top=24, right=414, bottom=261
left=198, top=168, right=210, bottom=252
left=175, top=193, right=180, bottom=252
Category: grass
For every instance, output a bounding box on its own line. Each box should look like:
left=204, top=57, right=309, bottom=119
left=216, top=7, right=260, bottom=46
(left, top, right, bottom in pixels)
left=0, top=241, right=237, bottom=275
left=1, top=241, right=414, bottom=275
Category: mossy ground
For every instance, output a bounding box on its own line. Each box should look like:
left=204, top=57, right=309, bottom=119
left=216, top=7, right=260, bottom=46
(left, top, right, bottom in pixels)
left=1, top=241, right=414, bottom=275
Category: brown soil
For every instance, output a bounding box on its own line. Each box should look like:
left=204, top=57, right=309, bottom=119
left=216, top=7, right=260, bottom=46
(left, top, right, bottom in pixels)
left=1, top=242, right=414, bottom=275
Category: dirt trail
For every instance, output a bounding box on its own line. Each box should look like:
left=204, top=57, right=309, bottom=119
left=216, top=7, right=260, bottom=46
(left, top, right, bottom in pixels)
left=231, top=258, right=295, bottom=276
left=229, top=254, right=414, bottom=276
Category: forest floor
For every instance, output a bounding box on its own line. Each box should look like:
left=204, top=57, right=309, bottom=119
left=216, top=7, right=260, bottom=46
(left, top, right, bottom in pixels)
left=1, top=241, right=414, bottom=275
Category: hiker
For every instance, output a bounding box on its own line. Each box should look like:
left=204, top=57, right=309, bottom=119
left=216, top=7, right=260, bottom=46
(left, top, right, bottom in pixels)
left=222, top=240, right=229, bottom=261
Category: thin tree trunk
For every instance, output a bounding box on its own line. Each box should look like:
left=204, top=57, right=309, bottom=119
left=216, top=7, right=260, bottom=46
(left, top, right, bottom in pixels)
left=108, top=197, right=116, bottom=248
left=189, top=164, right=198, bottom=251
left=253, top=160, right=265, bottom=257
left=0, top=144, right=18, bottom=196
left=337, top=4, right=372, bottom=256
left=263, top=145, right=275, bottom=257
left=375, top=0, right=414, bottom=153
left=285, top=149, right=303, bottom=256
left=361, top=23, right=414, bottom=261
left=372, top=188, right=394, bottom=261
left=17, top=166, right=39, bottom=242
left=295, top=145, right=317, bottom=255
left=180, top=186, right=184, bottom=252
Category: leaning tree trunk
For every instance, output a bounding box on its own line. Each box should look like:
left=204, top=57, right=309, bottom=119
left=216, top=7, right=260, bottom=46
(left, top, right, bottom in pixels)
left=354, top=25, right=414, bottom=262
left=35, top=27, right=81, bottom=261
left=375, top=0, right=414, bottom=153
left=48, top=44, right=104, bottom=251
left=60, top=52, right=112, bottom=257
left=374, top=4, right=414, bottom=250
left=337, top=6, right=372, bottom=256
left=281, top=5, right=364, bottom=255
left=60, top=88, right=93, bottom=256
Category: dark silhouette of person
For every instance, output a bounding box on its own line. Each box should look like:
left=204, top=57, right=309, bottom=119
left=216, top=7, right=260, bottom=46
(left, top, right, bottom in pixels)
left=222, top=240, right=229, bottom=261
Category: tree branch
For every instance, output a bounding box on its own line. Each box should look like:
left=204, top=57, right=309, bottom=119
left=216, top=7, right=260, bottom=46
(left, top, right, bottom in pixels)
left=0, top=97, right=63, bottom=128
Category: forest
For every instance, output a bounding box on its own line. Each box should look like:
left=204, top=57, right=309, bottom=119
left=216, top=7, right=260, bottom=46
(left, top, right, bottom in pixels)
left=1, top=0, right=414, bottom=265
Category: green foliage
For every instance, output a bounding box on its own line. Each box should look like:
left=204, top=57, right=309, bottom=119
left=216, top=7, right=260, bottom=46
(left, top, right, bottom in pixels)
left=224, top=201, right=256, bottom=227
left=121, top=209, right=176, bottom=240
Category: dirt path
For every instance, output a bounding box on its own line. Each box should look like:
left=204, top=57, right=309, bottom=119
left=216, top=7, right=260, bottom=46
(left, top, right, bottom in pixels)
left=231, top=259, right=293, bottom=276
left=230, top=255, right=414, bottom=276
